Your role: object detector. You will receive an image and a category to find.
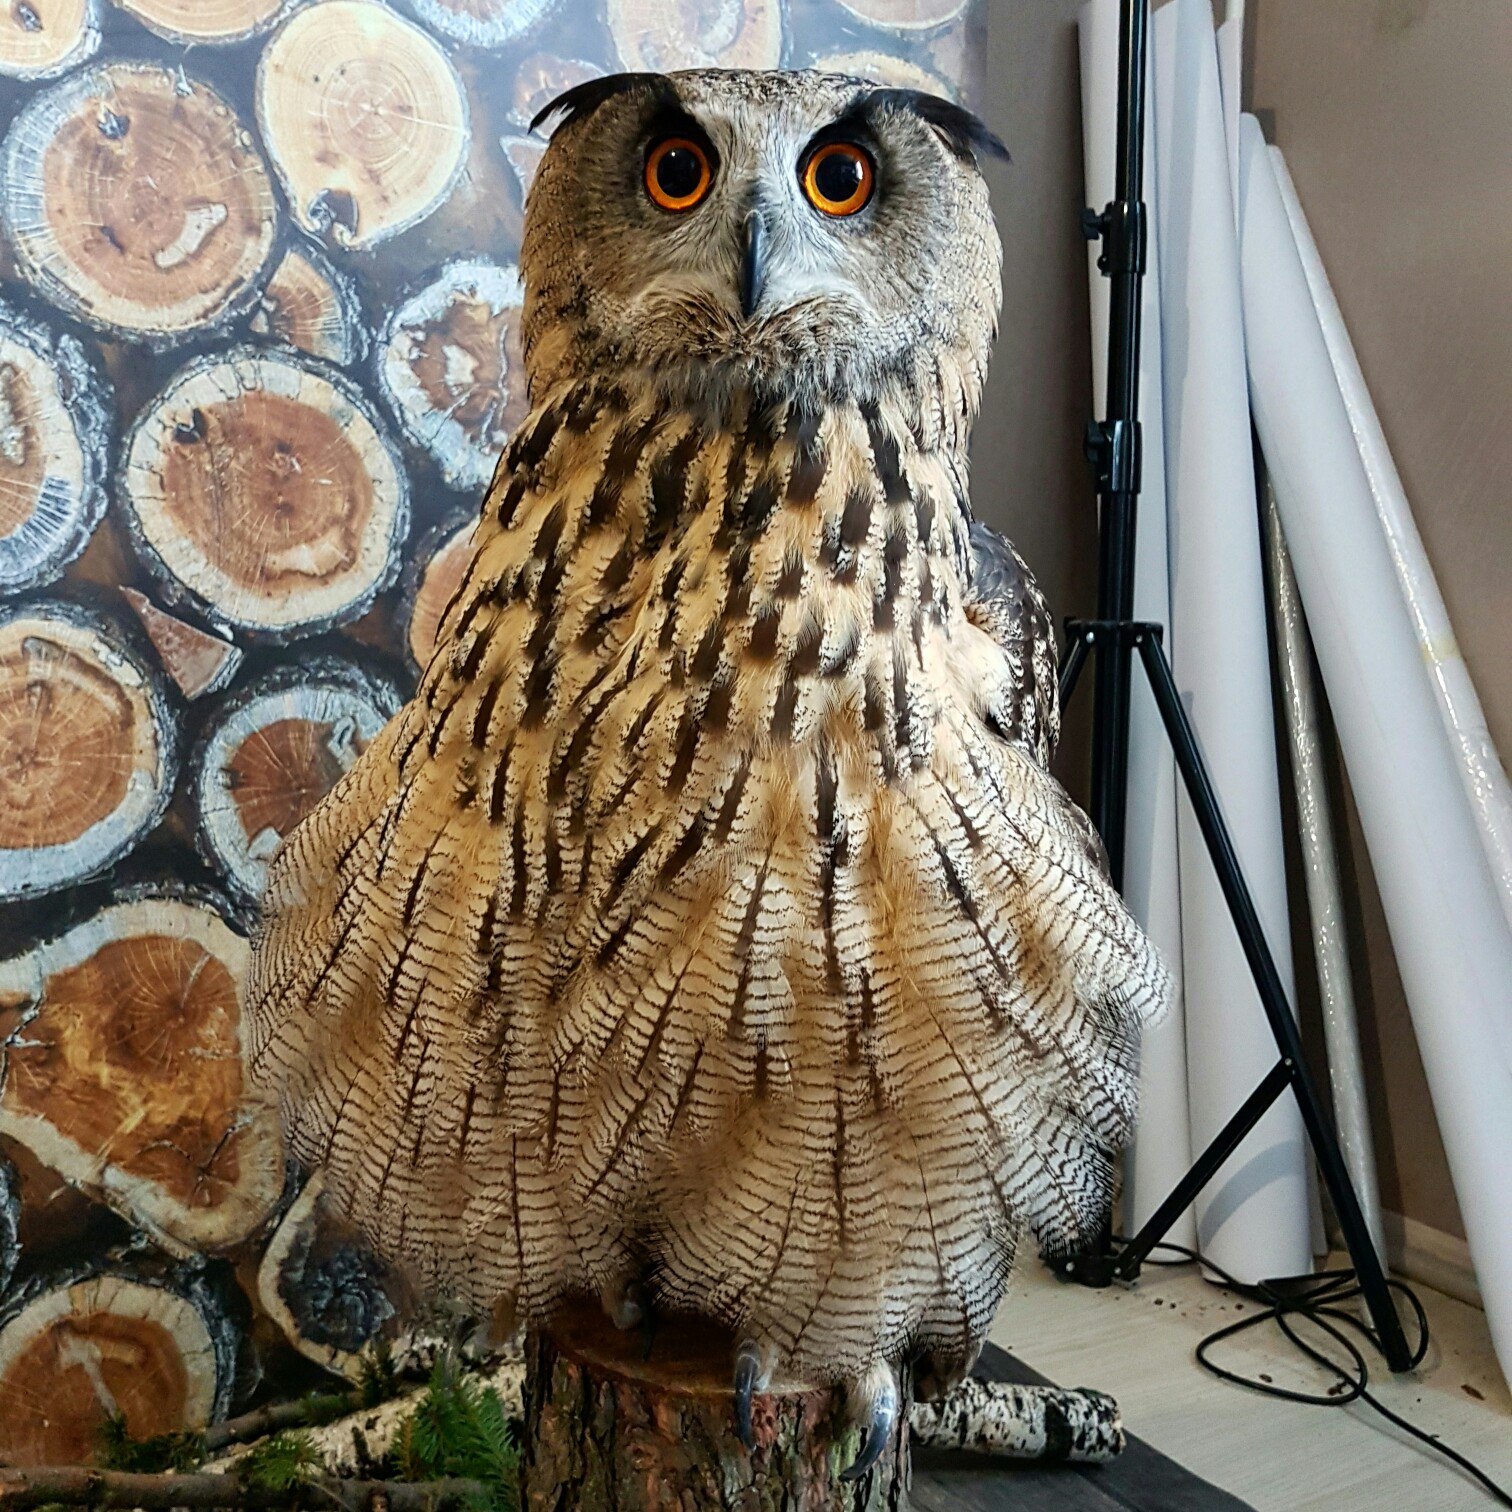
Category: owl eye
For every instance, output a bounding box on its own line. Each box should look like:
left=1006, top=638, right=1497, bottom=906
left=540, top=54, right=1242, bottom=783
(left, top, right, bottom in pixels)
left=645, top=136, right=713, bottom=212
left=802, top=142, right=876, bottom=218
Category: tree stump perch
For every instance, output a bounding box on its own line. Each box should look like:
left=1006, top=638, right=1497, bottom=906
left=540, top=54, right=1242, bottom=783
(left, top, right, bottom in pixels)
left=521, top=1301, right=909, bottom=1512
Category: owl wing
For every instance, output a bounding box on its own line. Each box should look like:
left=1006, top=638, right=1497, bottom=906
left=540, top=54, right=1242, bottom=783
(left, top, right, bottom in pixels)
left=964, top=520, right=1060, bottom=768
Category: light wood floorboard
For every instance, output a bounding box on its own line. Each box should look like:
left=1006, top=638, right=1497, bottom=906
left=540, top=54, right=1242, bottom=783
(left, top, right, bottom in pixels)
left=989, top=1255, right=1512, bottom=1511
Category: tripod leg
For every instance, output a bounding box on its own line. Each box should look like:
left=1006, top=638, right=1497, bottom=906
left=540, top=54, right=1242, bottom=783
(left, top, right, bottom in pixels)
left=1134, top=631, right=1414, bottom=1371
left=1059, top=625, right=1094, bottom=709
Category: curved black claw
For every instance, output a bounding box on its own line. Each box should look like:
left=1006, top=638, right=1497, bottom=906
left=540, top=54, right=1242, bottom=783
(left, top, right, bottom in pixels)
left=840, top=1370, right=899, bottom=1483
left=733, top=1340, right=760, bottom=1450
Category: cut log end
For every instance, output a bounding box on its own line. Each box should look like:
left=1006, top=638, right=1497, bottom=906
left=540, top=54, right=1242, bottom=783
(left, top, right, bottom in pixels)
left=522, top=1301, right=909, bottom=1511
left=0, top=1266, right=237, bottom=1467
left=0, top=0, right=99, bottom=81
left=405, top=0, right=562, bottom=51
left=120, top=347, right=409, bottom=641
left=121, top=589, right=242, bottom=702
left=256, top=1170, right=413, bottom=1381
left=0, top=303, right=111, bottom=595
left=509, top=52, right=602, bottom=129
left=401, top=514, right=473, bottom=674
left=378, top=259, right=526, bottom=493
left=257, top=1, right=469, bottom=251
left=114, top=0, right=301, bottom=46
left=0, top=888, right=284, bottom=1252
left=2, top=63, right=277, bottom=345
left=247, top=244, right=366, bottom=367
left=0, top=599, right=177, bottom=901
left=193, top=659, right=401, bottom=905
left=810, top=50, right=959, bottom=100
left=607, top=0, right=784, bottom=71
left=833, top=0, right=969, bottom=30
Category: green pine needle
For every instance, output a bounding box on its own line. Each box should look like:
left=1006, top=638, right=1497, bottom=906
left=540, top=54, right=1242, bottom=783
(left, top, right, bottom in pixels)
left=95, top=1414, right=203, bottom=1474
left=357, top=1340, right=400, bottom=1407
left=238, top=1431, right=323, bottom=1493
left=394, top=1354, right=520, bottom=1512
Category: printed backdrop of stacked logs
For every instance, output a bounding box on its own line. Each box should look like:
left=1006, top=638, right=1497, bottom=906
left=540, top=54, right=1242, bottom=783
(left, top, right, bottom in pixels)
left=0, top=0, right=984, bottom=1470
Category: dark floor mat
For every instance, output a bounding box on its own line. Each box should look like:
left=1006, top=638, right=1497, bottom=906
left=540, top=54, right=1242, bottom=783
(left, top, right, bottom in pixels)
left=911, top=1343, right=1257, bottom=1511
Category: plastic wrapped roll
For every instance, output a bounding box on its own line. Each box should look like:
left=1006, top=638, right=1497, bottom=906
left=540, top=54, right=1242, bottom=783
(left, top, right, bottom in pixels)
left=1077, top=0, right=1193, bottom=1246
left=1150, top=0, right=1309, bottom=1282
left=1237, top=114, right=1512, bottom=1388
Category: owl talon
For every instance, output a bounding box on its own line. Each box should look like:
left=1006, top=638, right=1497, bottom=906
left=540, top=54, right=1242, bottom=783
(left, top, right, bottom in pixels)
left=733, top=1339, right=762, bottom=1450
left=839, top=1364, right=898, bottom=1483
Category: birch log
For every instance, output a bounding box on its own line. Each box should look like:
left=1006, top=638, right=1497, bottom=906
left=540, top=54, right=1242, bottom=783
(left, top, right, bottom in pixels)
left=247, top=244, right=367, bottom=368
left=522, top=1302, right=908, bottom=1512
left=257, top=1, right=469, bottom=252
left=403, top=0, right=562, bottom=50
left=0, top=0, right=99, bottom=81
left=606, top=0, right=783, bottom=71
left=0, top=1152, right=17, bottom=1299
left=120, top=589, right=242, bottom=702
left=0, top=302, right=110, bottom=595
left=0, top=598, right=177, bottom=901
left=0, top=1264, right=239, bottom=1467
left=109, top=0, right=301, bottom=44
left=119, top=347, right=409, bottom=642
left=0, top=888, right=284, bottom=1253
left=255, top=1170, right=411, bottom=1382
left=1, top=64, right=277, bottom=347
left=191, top=659, right=401, bottom=906
left=376, top=259, right=527, bottom=493
left=399, top=513, right=473, bottom=674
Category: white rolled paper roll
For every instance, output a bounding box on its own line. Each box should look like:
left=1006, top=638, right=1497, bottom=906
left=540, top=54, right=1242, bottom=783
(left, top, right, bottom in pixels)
left=1237, top=114, right=1512, bottom=1388
left=1150, top=0, right=1310, bottom=1283
left=1077, top=0, right=1194, bottom=1246
left=1267, top=147, right=1512, bottom=934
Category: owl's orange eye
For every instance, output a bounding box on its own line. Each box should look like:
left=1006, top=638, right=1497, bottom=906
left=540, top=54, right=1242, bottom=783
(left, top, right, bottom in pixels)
left=645, top=136, right=713, bottom=212
left=802, top=142, right=875, bottom=217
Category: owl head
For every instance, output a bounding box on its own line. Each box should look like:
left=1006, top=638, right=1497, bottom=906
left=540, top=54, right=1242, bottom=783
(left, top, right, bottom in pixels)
left=522, top=69, right=1006, bottom=416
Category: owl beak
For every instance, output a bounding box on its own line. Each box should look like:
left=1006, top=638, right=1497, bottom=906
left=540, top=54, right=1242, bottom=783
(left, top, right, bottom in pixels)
left=739, top=210, right=767, bottom=321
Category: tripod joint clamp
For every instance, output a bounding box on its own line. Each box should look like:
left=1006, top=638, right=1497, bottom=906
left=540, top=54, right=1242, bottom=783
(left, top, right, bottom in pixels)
left=1084, top=417, right=1143, bottom=496
left=1082, top=197, right=1148, bottom=276
left=1063, top=619, right=1163, bottom=650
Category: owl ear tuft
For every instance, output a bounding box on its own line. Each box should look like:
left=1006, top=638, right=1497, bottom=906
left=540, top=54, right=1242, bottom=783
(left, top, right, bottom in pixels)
left=865, top=88, right=1009, bottom=166
left=530, top=72, right=678, bottom=137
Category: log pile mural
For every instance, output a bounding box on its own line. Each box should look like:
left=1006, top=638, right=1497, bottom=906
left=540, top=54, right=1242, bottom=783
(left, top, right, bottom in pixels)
left=0, top=0, right=984, bottom=1468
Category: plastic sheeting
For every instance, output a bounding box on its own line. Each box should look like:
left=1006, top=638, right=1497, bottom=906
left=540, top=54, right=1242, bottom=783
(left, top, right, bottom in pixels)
left=1076, top=0, right=1193, bottom=1246
left=1149, top=0, right=1309, bottom=1282
left=1237, top=115, right=1512, bottom=1388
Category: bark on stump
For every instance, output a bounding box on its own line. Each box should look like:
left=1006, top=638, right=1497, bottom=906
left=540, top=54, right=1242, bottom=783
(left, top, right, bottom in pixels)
left=521, top=1301, right=910, bottom=1512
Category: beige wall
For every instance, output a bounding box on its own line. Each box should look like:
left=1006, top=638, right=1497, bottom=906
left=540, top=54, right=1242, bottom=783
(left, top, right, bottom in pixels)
left=972, top=0, right=1510, bottom=1245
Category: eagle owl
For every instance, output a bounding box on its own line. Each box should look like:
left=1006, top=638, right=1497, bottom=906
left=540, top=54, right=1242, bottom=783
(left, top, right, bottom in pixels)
left=248, top=69, right=1167, bottom=1474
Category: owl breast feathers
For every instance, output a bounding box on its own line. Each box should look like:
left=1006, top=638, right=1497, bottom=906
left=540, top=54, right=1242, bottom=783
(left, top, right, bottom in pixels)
left=246, top=68, right=1167, bottom=1427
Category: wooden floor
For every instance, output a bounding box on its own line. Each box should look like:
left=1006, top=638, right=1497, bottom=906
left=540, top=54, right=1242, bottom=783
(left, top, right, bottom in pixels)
left=988, top=1256, right=1512, bottom=1512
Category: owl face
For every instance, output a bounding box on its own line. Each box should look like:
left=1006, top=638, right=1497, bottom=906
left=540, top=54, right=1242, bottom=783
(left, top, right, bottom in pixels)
left=522, top=70, right=1005, bottom=410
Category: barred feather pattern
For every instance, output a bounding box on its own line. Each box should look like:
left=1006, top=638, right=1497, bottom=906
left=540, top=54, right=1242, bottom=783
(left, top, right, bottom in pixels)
left=248, top=362, right=1169, bottom=1387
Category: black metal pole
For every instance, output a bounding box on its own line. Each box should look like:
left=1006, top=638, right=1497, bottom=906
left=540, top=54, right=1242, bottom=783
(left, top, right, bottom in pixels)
left=1085, top=0, right=1149, bottom=890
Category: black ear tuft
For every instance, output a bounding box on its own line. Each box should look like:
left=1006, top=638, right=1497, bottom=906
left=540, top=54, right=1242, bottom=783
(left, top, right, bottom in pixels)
left=529, top=72, right=677, bottom=136
left=865, top=88, right=1009, bottom=165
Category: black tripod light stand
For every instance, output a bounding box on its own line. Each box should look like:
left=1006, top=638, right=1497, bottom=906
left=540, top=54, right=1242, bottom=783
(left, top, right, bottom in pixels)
left=1057, top=0, right=1414, bottom=1373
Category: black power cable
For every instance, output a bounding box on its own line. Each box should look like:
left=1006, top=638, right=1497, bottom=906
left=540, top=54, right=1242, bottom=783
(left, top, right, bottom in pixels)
left=1112, top=1238, right=1512, bottom=1508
